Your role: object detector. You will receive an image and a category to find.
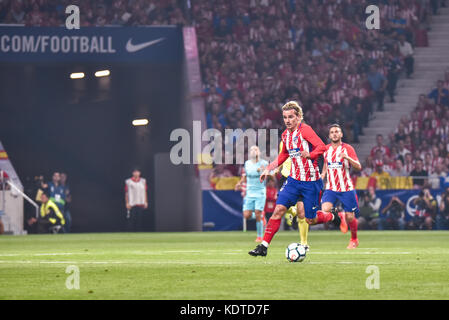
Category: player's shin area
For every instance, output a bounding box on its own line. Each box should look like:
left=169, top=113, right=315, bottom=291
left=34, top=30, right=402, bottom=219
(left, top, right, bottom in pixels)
left=262, top=203, right=318, bottom=247
left=259, top=204, right=286, bottom=247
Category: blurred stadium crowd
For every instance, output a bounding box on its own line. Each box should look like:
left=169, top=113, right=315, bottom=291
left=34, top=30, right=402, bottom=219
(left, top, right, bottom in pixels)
left=361, top=73, right=449, bottom=189
left=0, top=0, right=187, bottom=26
left=0, top=0, right=448, bottom=230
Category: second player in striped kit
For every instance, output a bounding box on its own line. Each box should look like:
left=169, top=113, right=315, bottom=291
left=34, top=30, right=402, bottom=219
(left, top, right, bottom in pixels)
left=320, top=124, right=362, bottom=249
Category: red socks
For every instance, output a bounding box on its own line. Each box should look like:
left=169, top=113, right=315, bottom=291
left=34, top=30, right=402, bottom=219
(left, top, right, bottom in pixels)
left=262, top=218, right=281, bottom=246
left=316, top=210, right=333, bottom=224
left=349, top=218, right=358, bottom=240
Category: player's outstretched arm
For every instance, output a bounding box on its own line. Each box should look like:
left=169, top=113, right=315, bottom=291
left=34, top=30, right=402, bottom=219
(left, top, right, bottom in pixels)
left=301, top=125, right=326, bottom=160
left=262, top=142, right=289, bottom=182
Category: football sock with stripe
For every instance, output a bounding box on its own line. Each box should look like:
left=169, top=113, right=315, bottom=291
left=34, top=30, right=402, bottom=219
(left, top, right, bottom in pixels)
left=261, top=218, right=281, bottom=247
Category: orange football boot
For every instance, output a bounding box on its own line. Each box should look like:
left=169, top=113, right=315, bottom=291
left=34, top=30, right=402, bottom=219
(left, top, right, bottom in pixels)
left=347, top=238, right=359, bottom=249
left=338, top=211, right=348, bottom=233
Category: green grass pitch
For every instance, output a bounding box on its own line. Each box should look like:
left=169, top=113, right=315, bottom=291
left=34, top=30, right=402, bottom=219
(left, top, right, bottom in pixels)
left=1, top=231, right=449, bottom=300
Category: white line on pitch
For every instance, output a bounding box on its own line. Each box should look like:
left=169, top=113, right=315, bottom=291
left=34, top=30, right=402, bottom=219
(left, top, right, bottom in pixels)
left=163, top=249, right=245, bottom=253
left=0, top=253, right=76, bottom=257
left=0, top=250, right=246, bottom=257
left=0, top=260, right=444, bottom=266
left=310, top=251, right=412, bottom=254
left=0, top=260, right=244, bottom=265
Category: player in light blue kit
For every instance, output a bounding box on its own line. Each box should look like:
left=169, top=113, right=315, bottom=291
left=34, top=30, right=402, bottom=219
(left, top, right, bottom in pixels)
left=235, top=146, right=269, bottom=242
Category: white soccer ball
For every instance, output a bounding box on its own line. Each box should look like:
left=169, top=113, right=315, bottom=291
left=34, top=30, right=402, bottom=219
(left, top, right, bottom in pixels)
left=285, top=243, right=306, bottom=262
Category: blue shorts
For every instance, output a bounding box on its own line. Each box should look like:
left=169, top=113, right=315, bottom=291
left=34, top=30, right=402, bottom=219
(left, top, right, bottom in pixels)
left=277, top=176, right=323, bottom=219
left=243, top=195, right=266, bottom=212
left=321, top=189, right=360, bottom=216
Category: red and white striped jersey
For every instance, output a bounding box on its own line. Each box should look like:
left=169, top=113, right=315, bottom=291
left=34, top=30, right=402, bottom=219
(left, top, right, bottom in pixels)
left=324, top=143, right=360, bottom=192
left=346, top=74, right=360, bottom=88
left=331, top=89, right=344, bottom=105
left=432, top=157, right=444, bottom=168
left=424, top=164, right=434, bottom=175
left=369, top=50, right=384, bottom=60
left=355, top=87, right=368, bottom=99
left=401, top=7, right=417, bottom=26
left=370, top=145, right=390, bottom=157
left=382, top=4, right=398, bottom=20
left=267, top=123, right=326, bottom=181
left=404, top=162, right=414, bottom=174
left=330, top=18, right=344, bottom=31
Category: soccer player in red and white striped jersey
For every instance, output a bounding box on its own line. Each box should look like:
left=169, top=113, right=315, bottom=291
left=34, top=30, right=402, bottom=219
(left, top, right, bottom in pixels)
left=249, top=101, right=346, bottom=257
left=320, top=124, right=362, bottom=249
left=324, top=145, right=358, bottom=193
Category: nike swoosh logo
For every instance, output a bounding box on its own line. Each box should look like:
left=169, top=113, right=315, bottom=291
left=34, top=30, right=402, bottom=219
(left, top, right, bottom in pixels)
left=125, top=38, right=165, bottom=53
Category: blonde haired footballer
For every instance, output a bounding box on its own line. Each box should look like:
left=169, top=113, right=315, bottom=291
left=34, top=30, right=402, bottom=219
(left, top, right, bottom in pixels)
left=276, top=140, right=310, bottom=251
left=278, top=101, right=309, bottom=250
left=249, top=101, right=348, bottom=257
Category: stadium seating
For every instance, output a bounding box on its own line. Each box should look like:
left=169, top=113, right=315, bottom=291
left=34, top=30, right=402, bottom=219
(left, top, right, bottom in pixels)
left=0, top=0, right=187, bottom=26
left=361, top=73, right=449, bottom=188
left=1, top=0, right=444, bottom=191
left=192, top=0, right=436, bottom=188
left=195, top=0, right=432, bottom=136
left=0, top=1, right=432, bottom=142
